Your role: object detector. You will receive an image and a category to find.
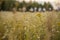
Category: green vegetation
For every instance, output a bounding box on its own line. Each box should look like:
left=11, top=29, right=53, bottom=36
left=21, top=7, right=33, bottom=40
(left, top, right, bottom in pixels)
left=0, top=0, right=53, bottom=11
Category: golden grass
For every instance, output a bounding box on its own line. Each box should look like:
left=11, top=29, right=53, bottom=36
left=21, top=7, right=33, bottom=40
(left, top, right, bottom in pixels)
left=0, top=11, right=60, bottom=40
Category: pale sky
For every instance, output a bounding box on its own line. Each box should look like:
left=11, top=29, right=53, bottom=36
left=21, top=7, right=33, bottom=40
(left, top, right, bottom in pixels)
left=16, top=0, right=59, bottom=3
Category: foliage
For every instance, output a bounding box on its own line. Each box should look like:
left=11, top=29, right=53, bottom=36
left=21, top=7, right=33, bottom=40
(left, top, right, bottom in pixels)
left=0, top=0, right=16, bottom=11
left=44, top=2, right=53, bottom=11
left=0, top=0, right=53, bottom=11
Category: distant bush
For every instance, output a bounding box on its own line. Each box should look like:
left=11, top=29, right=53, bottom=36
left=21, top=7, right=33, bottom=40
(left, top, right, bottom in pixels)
left=0, top=0, right=53, bottom=11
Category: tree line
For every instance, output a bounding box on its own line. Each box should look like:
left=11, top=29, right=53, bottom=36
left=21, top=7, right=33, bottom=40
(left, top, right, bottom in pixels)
left=0, top=0, right=53, bottom=12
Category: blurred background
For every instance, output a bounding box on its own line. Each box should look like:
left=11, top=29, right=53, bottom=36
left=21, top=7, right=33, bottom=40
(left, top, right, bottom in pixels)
left=0, top=0, right=60, bottom=12
left=0, top=0, right=60, bottom=40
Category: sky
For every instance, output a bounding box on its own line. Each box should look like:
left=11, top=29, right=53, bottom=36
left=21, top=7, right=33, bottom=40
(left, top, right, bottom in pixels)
left=16, top=0, right=59, bottom=3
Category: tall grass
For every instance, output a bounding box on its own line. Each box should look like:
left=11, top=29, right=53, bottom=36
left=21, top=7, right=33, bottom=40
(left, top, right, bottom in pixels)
left=0, top=12, right=60, bottom=40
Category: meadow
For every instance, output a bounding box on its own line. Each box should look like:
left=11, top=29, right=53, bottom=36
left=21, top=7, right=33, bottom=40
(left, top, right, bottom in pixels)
left=0, top=11, right=60, bottom=40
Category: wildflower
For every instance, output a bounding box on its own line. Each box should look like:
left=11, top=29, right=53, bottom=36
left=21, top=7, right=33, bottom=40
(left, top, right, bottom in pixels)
left=56, top=30, right=59, bottom=33
left=36, top=13, right=41, bottom=17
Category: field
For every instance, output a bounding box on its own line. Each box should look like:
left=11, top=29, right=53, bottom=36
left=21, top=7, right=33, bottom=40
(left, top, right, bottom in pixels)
left=0, top=11, right=60, bottom=40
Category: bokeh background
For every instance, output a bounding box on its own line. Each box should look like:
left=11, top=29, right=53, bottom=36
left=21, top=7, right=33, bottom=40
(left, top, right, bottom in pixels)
left=0, top=0, right=60, bottom=40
